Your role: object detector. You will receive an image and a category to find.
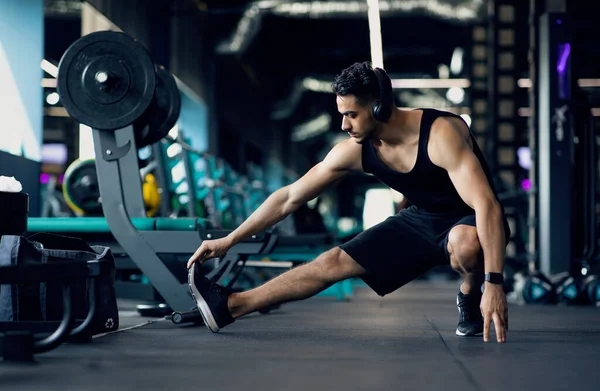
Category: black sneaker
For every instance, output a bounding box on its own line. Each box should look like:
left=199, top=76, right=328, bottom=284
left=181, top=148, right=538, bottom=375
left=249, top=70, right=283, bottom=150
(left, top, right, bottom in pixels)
left=188, top=263, right=235, bottom=333
left=456, top=291, right=483, bottom=336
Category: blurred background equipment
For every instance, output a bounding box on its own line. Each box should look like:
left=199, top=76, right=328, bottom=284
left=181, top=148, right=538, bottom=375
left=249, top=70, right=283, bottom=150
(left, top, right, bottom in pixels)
left=1, top=0, right=600, bottom=386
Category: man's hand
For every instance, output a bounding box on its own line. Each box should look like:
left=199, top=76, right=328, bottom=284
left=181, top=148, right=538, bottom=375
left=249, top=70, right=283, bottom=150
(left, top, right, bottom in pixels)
left=187, top=237, right=233, bottom=269
left=480, top=283, right=508, bottom=343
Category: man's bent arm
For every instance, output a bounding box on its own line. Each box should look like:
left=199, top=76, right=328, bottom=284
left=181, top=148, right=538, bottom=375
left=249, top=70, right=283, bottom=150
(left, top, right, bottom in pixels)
left=227, top=140, right=359, bottom=246
left=428, top=120, right=505, bottom=275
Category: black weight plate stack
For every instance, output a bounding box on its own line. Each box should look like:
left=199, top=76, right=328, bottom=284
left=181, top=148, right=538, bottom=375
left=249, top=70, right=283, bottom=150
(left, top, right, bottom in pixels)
left=134, top=64, right=182, bottom=147
left=57, top=31, right=157, bottom=130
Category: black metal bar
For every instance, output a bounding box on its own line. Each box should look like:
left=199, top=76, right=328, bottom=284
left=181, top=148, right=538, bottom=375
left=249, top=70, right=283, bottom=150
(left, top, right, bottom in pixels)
left=70, top=278, right=96, bottom=337
left=225, top=255, right=248, bottom=289
left=140, top=231, right=270, bottom=254
left=93, top=128, right=192, bottom=311
left=34, top=284, right=74, bottom=353
left=116, top=127, right=147, bottom=218
left=171, top=309, right=202, bottom=325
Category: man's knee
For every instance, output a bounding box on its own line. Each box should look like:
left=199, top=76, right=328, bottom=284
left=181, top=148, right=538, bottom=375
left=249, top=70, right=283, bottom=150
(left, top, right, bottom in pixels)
left=313, top=247, right=366, bottom=281
left=447, top=225, right=481, bottom=272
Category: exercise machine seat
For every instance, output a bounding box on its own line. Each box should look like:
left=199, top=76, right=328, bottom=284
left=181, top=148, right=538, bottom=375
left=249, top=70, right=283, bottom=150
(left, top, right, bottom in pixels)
left=26, top=217, right=209, bottom=233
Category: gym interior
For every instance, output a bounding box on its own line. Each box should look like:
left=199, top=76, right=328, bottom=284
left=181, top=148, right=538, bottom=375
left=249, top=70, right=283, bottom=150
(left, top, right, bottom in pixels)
left=1, top=0, right=599, bottom=390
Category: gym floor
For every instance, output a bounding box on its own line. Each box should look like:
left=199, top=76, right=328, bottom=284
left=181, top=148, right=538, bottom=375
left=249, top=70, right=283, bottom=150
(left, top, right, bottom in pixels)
left=2, top=280, right=599, bottom=391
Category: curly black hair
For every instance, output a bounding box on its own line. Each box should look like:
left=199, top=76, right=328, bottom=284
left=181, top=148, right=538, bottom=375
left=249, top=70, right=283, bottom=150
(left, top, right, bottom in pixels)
left=331, top=61, right=380, bottom=107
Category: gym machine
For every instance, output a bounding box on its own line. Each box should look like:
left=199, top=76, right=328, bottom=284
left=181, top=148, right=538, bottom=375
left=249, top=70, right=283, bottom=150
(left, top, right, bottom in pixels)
left=28, top=31, right=277, bottom=312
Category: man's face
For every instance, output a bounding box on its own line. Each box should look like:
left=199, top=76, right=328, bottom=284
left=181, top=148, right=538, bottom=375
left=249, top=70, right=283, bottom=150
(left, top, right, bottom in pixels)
left=336, top=94, right=378, bottom=144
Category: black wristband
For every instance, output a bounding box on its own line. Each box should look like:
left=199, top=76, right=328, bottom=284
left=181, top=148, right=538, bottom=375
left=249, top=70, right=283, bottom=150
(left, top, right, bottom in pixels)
left=485, top=272, right=504, bottom=285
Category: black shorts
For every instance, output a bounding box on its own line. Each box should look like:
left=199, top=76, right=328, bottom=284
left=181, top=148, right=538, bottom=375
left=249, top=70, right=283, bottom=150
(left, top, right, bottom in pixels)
left=339, top=206, right=510, bottom=297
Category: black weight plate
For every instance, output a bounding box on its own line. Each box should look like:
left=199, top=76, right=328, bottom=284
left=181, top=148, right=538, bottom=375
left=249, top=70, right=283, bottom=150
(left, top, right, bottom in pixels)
left=135, top=64, right=182, bottom=147
left=57, top=31, right=157, bottom=130
left=63, top=160, right=102, bottom=215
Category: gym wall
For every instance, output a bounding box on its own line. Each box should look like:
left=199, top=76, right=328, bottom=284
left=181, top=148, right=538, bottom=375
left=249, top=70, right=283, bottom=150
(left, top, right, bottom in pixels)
left=0, top=0, right=44, bottom=162
left=178, top=87, right=209, bottom=153
left=85, top=0, right=211, bottom=107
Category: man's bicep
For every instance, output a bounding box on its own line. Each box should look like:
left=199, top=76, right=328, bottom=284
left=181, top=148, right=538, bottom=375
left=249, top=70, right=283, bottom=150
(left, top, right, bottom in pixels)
left=287, top=162, right=349, bottom=207
left=431, top=121, right=497, bottom=210
left=446, top=150, right=497, bottom=210
left=287, top=140, right=359, bottom=207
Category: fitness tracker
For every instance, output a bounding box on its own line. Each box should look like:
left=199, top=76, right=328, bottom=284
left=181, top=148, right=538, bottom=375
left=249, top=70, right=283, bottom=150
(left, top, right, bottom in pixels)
left=485, top=272, right=504, bottom=285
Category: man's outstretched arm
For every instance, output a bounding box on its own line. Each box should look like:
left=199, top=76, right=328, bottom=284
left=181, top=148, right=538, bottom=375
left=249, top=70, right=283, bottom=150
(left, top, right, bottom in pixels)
left=187, top=140, right=361, bottom=267
left=429, top=118, right=508, bottom=343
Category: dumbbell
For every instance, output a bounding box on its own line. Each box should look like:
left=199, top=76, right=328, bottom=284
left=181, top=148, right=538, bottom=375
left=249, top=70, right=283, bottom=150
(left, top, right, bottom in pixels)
left=512, top=271, right=554, bottom=304
left=581, top=274, right=600, bottom=306
left=552, top=272, right=584, bottom=305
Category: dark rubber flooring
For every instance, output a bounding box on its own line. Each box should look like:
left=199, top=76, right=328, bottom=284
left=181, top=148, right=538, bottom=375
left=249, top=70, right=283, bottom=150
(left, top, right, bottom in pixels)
left=1, top=280, right=599, bottom=391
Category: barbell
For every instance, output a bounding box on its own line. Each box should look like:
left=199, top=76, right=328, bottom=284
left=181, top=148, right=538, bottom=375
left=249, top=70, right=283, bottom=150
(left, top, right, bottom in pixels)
left=57, top=31, right=181, bottom=147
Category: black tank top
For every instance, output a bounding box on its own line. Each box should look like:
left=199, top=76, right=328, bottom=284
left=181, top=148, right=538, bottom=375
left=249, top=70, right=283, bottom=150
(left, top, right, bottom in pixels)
left=361, top=108, right=499, bottom=215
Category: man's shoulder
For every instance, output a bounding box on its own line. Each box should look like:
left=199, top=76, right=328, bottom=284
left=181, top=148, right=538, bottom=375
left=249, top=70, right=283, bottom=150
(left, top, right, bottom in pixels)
left=423, top=107, right=461, bottom=118
left=332, top=137, right=363, bottom=153
left=427, top=113, right=474, bottom=169
left=325, top=138, right=363, bottom=171
left=429, top=113, right=469, bottom=142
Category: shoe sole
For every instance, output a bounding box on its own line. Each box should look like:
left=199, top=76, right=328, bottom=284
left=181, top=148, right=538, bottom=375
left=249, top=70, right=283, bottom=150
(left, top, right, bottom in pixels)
left=455, top=328, right=483, bottom=337
left=188, top=264, right=220, bottom=333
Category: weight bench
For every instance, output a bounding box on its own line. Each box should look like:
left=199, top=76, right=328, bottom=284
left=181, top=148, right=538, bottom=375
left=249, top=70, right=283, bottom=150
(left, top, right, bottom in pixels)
left=26, top=216, right=208, bottom=254
left=26, top=213, right=277, bottom=312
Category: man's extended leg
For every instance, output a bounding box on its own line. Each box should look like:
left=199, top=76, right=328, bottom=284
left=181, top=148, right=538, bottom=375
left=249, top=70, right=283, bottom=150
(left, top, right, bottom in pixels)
left=228, top=247, right=365, bottom=319
left=446, top=224, right=485, bottom=336
left=189, top=247, right=366, bottom=332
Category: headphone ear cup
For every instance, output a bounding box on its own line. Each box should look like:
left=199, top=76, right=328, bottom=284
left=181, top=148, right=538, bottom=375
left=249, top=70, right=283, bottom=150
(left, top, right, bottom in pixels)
left=372, top=99, right=382, bottom=121
left=372, top=99, right=391, bottom=122
left=372, top=67, right=393, bottom=122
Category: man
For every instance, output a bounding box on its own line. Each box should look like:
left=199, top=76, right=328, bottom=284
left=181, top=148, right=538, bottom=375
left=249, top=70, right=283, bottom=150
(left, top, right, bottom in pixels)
left=187, top=62, right=510, bottom=343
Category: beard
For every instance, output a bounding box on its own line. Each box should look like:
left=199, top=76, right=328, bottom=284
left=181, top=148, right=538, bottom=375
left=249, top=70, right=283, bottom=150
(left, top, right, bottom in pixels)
left=354, top=136, right=367, bottom=144
left=354, top=121, right=378, bottom=144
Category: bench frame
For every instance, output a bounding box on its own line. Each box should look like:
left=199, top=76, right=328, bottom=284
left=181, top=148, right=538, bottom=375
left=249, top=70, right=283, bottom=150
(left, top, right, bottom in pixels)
left=90, top=126, right=277, bottom=311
